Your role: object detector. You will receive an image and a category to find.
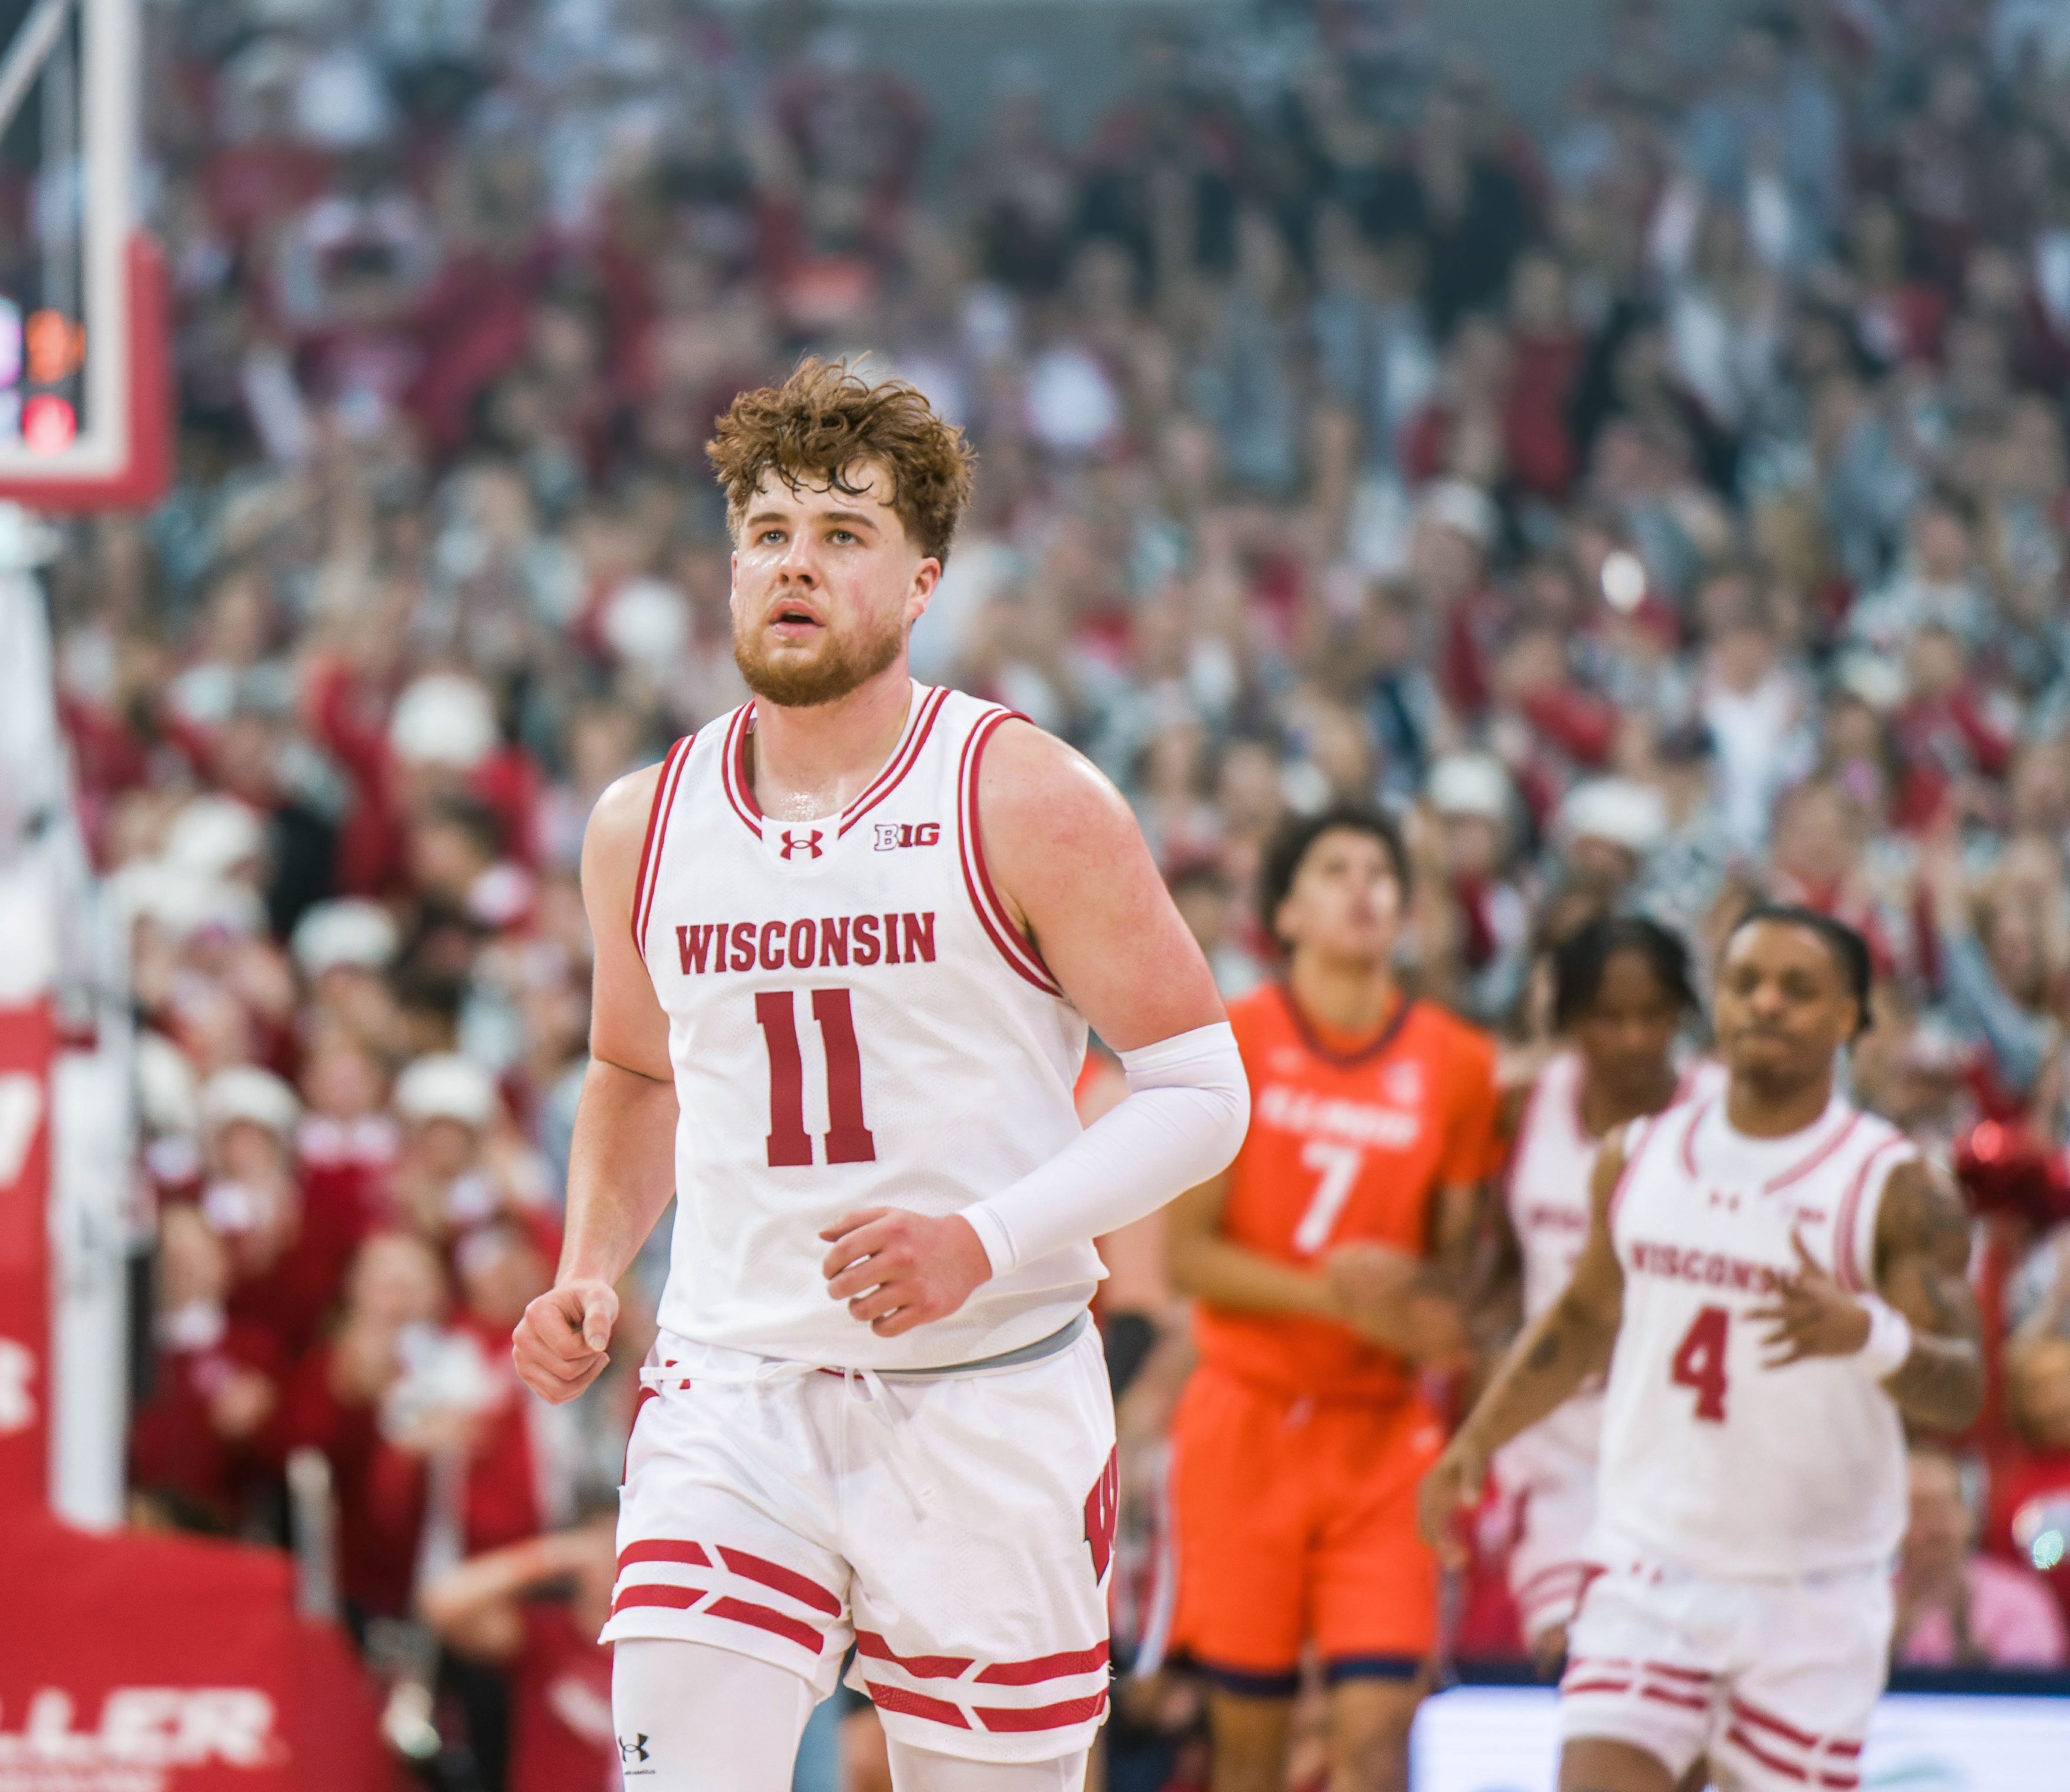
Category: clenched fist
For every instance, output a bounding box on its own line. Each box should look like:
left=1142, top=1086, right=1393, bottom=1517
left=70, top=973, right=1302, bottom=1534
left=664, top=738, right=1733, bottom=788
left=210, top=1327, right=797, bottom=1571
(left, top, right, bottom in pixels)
left=820, top=1208, right=992, bottom=1338
left=513, top=1278, right=619, bottom=1404
left=1325, top=1242, right=1471, bottom=1368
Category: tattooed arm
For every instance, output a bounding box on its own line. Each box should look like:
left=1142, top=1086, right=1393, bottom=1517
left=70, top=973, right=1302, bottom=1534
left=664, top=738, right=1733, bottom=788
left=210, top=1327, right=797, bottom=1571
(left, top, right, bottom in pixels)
left=1749, top=1157, right=1983, bottom=1433
left=1874, top=1160, right=1985, bottom=1431
left=1417, top=1136, right=1629, bottom=1563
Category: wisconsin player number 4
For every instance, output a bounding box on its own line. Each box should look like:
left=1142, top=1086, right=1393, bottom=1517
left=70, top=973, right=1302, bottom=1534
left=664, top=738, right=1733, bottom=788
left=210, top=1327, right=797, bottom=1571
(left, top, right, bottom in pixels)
left=1668, top=1305, right=1729, bottom=1423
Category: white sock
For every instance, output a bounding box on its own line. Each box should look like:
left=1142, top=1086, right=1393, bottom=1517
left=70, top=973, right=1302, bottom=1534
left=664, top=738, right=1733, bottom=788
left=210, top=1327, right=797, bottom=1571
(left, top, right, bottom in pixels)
left=612, top=1637, right=817, bottom=1789
left=886, top=1737, right=1089, bottom=1790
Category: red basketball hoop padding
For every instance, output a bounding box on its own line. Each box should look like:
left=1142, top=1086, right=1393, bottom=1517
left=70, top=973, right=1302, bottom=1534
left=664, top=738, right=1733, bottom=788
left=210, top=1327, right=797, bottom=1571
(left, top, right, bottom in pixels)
left=0, top=233, right=172, bottom=514
left=0, top=1517, right=386, bottom=1790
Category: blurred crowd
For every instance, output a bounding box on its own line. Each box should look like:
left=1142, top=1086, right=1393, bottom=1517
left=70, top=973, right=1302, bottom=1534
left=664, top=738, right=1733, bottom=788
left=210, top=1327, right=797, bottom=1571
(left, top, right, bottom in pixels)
left=43, top=0, right=2070, bottom=1784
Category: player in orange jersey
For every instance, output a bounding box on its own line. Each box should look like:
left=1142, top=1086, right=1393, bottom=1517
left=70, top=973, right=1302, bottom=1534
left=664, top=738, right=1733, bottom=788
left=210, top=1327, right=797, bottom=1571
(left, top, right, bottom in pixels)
left=1163, top=807, right=1504, bottom=1792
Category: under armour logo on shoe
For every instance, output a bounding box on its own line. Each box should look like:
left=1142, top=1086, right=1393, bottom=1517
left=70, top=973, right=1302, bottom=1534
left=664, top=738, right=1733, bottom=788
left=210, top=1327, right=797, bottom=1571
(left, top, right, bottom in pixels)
left=618, top=1734, right=651, bottom=1764
left=779, top=829, right=824, bottom=860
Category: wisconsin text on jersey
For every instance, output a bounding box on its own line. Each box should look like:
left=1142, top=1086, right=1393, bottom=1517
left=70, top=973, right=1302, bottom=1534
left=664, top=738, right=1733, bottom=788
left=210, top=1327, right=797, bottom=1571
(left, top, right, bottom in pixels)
left=674, top=913, right=939, bottom=974
left=1625, top=1238, right=1797, bottom=1295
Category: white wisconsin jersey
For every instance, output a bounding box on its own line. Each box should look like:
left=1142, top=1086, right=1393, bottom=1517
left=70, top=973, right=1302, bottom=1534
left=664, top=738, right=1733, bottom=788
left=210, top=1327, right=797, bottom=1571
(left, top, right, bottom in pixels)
left=1498, top=1053, right=1724, bottom=1473
left=632, top=683, right=1096, bottom=1369
left=1594, top=1090, right=1916, bottom=1580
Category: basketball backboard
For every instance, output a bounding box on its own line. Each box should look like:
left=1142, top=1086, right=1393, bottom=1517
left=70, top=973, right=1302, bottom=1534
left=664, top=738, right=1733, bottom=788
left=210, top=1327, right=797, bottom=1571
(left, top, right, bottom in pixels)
left=0, top=0, right=166, bottom=511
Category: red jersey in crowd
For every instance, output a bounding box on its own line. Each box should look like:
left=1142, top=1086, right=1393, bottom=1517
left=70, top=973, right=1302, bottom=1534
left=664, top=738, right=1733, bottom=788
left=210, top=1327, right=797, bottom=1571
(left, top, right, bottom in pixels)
left=509, top=1602, right=621, bottom=1792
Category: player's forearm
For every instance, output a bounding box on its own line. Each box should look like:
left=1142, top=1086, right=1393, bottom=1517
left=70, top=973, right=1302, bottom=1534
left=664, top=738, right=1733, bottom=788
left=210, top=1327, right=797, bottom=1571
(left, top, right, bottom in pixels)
left=1876, top=1233, right=1986, bottom=1431
left=1464, top=1257, right=1524, bottom=1354
left=1883, top=1332, right=1984, bottom=1431
left=1431, top=1180, right=1486, bottom=1294
left=1464, top=1201, right=1525, bottom=1353
left=423, top=1533, right=575, bottom=1624
left=420, top=1533, right=585, bottom=1660
left=1457, top=1293, right=1617, bottom=1456
left=559, top=1057, right=679, bottom=1285
left=1168, top=1231, right=1342, bottom=1325
left=961, top=1022, right=1248, bottom=1274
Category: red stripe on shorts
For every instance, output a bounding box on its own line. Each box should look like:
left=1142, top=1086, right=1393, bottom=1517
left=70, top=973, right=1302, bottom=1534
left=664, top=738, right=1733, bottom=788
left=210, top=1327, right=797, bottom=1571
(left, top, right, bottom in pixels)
left=716, top=1547, right=843, bottom=1616
left=855, top=1631, right=974, bottom=1680
left=1643, top=1661, right=1713, bottom=1683
left=866, top=1683, right=970, bottom=1728
left=1512, top=1561, right=1588, bottom=1604
left=1729, top=1696, right=1820, bottom=1750
left=612, top=1584, right=705, bottom=1616
left=1641, top=1684, right=1708, bottom=1711
left=975, top=1692, right=1109, bottom=1733
left=1725, top=1727, right=1810, bottom=1783
left=706, top=1595, right=824, bottom=1655
left=974, top=1641, right=1109, bottom=1685
left=618, top=1540, right=711, bottom=1571
left=1562, top=1678, right=1634, bottom=1697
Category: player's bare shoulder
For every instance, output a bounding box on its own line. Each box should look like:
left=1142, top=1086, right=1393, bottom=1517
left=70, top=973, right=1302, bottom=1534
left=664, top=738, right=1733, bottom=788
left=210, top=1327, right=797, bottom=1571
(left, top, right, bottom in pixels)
left=975, top=718, right=1140, bottom=855
left=972, top=717, right=1151, bottom=925
left=1413, top=994, right=1500, bottom=1077
left=970, top=712, right=1223, bottom=1049
left=583, top=761, right=668, bottom=882
left=588, top=760, right=669, bottom=848
left=1875, top=1154, right=1969, bottom=1274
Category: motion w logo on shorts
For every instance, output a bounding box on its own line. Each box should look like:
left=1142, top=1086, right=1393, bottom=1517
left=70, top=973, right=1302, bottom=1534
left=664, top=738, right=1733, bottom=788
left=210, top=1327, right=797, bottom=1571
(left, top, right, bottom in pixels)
left=1084, top=1447, right=1119, bottom=1582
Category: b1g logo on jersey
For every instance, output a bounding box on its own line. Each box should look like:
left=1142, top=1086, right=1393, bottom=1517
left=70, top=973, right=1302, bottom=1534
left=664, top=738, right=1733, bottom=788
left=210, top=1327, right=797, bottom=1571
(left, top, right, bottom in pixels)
left=874, top=822, right=941, bottom=851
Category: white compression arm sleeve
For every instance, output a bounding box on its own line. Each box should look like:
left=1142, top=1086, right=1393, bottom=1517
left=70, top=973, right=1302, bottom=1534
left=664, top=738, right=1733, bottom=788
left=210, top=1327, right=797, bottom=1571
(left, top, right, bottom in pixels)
left=960, top=1021, right=1249, bottom=1277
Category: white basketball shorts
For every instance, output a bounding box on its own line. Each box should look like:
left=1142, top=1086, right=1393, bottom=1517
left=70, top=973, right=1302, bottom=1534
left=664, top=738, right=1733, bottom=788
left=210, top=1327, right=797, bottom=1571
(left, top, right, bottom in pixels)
left=1559, top=1533, right=1890, bottom=1791
left=601, top=1321, right=1118, bottom=1765
left=1491, top=1433, right=1598, bottom=1646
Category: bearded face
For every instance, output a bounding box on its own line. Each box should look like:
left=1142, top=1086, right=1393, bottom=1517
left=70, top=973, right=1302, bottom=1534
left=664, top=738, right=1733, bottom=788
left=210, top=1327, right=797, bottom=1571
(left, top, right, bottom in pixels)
left=732, top=578, right=908, bottom=707
left=729, top=464, right=932, bottom=709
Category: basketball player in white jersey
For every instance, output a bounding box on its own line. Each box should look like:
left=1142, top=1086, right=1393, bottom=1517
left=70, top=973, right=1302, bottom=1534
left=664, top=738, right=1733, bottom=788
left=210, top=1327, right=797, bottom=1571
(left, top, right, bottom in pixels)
left=1424, top=905, right=1982, bottom=1792
left=1491, top=916, right=1714, bottom=1674
left=509, top=361, right=1249, bottom=1790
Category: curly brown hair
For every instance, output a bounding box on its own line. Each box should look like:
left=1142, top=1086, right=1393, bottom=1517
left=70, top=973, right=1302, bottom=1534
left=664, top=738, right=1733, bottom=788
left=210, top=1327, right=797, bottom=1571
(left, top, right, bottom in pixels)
left=706, top=358, right=977, bottom=564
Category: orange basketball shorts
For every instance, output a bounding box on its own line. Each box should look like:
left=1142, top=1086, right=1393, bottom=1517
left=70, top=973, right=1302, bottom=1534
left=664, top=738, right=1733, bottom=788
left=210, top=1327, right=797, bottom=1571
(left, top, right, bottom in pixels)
left=1165, top=1362, right=1445, bottom=1693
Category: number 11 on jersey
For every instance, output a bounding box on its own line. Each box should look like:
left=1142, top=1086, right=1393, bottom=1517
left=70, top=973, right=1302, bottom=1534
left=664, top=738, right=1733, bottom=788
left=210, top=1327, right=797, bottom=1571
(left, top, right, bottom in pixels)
left=754, top=988, right=877, bottom=1167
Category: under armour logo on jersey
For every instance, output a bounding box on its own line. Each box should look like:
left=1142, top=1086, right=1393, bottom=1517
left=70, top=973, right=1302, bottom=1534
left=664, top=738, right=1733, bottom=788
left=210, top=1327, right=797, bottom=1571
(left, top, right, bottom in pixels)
left=874, top=822, right=941, bottom=851
left=778, top=829, right=824, bottom=860
left=618, top=1735, right=651, bottom=1765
